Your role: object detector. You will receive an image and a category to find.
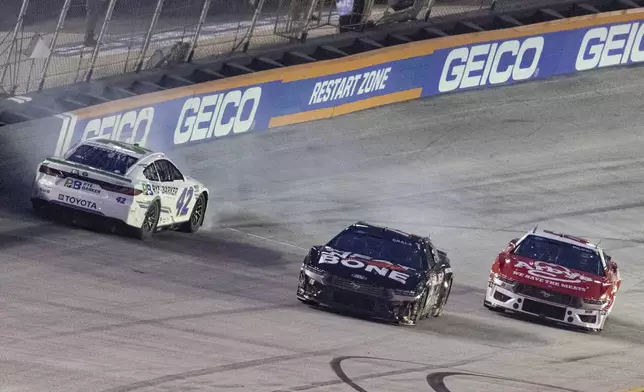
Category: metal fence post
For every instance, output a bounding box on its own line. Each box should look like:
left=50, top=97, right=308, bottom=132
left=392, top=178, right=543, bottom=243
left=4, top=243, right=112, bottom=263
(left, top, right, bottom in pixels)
left=185, top=0, right=212, bottom=63
left=135, top=0, right=166, bottom=73
left=37, top=0, right=73, bottom=92
left=424, top=0, right=437, bottom=20
left=298, top=0, right=320, bottom=42
left=242, top=0, right=268, bottom=52
left=0, top=0, right=30, bottom=93
left=85, top=0, right=118, bottom=82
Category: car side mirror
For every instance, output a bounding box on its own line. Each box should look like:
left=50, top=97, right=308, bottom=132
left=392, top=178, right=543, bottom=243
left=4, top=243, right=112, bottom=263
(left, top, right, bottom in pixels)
left=504, top=238, right=519, bottom=253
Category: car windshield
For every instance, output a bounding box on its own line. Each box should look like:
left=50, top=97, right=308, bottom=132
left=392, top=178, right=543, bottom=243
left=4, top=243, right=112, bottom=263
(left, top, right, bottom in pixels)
left=67, top=144, right=138, bottom=175
left=513, top=235, right=604, bottom=276
left=326, top=228, right=425, bottom=270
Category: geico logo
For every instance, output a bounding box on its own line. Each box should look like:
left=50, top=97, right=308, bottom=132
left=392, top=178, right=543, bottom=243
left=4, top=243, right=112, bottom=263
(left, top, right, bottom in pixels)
left=575, top=22, right=644, bottom=71
left=81, top=107, right=154, bottom=147
left=59, top=194, right=97, bottom=209
left=174, top=87, right=262, bottom=145
left=438, top=37, right=544, bottom=93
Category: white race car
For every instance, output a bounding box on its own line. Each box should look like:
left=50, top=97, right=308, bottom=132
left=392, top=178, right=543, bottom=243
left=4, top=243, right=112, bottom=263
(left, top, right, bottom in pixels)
left=31, top=137, right=209, bottom=239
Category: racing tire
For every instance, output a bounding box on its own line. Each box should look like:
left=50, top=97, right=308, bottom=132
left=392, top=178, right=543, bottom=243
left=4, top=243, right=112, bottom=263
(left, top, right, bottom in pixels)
left=417, top=289, right=432, bottom=320
left=134, top=200, right=160, bottom=240
left=180, top=193, right=206, bottom=233
left=296, top=270, right=317, bottom=305
left=431, top=278, right=452, bottom=317
left=401, top=288, right=429, bottom=326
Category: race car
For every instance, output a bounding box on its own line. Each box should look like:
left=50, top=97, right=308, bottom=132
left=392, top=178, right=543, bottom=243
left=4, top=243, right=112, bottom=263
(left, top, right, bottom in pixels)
left=484, top=227, right=622, bottom=332
left=296, top=221, right=454, bottom=325
left=31, top=137, right=209, bottom=239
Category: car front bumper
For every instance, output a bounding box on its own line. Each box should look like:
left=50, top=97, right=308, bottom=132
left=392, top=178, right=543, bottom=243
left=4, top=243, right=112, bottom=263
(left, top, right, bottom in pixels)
left=296, top=266, right=420, bottom=325
left=484, top=274, right=609, bottom=331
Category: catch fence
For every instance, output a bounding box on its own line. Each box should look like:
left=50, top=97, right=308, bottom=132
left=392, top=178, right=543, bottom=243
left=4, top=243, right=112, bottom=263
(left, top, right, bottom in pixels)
left=0, top=0, right=502, bottom=96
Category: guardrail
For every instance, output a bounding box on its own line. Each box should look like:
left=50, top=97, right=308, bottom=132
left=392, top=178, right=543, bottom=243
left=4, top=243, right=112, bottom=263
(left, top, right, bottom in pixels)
left=0, top=0, right=526, bottom=97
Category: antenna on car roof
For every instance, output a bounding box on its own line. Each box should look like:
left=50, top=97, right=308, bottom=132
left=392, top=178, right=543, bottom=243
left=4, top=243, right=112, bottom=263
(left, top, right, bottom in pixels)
left=531, top=225, right=538, bottom=233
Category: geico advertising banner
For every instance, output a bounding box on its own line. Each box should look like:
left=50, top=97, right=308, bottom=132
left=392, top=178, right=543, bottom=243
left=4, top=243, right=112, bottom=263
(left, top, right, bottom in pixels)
left=423, top=20, right=644, bottom=96
left=55, top=82, right=280, bottom=156
left=55, top=15, right=644, bottom=156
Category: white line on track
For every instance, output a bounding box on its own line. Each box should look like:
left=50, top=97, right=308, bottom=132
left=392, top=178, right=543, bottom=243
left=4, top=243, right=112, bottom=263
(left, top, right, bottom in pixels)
left=224, top=227, right=308, bottom=251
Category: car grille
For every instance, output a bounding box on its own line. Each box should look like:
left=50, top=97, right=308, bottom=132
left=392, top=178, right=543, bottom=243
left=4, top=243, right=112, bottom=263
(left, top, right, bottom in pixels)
left=328, top=275, right=388, bottom=298
left=515, top=283, right=581, bottom=308
left=332, top=290, right=376, bottom=311
left=521, top=298, right=566, bottom=321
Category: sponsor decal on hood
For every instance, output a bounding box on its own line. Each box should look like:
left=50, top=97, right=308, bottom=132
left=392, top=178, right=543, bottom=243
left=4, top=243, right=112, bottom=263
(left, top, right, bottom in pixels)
left=317, top=248, right=416, bottom=285
left=501, top=255, right=605, bottom=297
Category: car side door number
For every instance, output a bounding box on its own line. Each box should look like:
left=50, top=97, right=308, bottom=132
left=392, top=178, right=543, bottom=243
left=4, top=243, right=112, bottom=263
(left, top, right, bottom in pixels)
left=176, top=187, right=193, bottom=216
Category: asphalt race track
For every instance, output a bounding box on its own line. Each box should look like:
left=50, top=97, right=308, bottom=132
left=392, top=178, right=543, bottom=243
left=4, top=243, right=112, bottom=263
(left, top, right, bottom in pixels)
left=4, top=65, right=644, bottom=392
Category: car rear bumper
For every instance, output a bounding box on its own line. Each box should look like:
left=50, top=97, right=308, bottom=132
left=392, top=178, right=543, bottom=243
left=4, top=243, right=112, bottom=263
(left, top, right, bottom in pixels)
left=485, top=277, right=608, bottom=330
left=296, top=267, right=416, bottom=324
left=31, top=174, right=140, bottom=226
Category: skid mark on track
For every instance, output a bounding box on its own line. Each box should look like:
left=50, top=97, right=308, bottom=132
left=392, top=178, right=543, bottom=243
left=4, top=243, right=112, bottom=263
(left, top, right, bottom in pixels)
left=328, top=356, right=484, bottom=392
left=557, top=351, right=616, bottom=363
left=426, top=371, right=581, bottom=392
left=6, top=298, right=299, bottom=345
left=100, top=339, right=392, bottom=392
left=270, top=355, right=580, bottom=392
left=503, top=201, right=644, bottom=228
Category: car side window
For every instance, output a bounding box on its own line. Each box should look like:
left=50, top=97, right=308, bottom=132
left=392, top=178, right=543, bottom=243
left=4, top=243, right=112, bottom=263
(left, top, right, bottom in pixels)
left=154, top=160, right=174, bottom=182
left=143, top=163, right=160, bottom=182
left=425, top=243, right=437, bottom=269
left=166, top=160, right=184, bottom=181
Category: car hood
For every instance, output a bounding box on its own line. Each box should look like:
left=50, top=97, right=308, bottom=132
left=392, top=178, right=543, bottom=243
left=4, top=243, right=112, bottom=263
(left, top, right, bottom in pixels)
left=312, top=246, right=421, bottom=290
left=499, top=254, right=607, bottom=298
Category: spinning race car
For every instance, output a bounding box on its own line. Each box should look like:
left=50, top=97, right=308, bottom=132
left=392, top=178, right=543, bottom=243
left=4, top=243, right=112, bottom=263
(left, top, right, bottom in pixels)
left=31, top=137, right=209, bottom=239
left=484, top=227, right=621, bottom=332
left=297, top=221, right=454, bottom=325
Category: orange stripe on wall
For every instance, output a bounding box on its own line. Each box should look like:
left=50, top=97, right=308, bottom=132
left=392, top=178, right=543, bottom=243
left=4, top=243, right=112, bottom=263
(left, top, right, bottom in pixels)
left=268, top=88, right=422, bottom=128
left=72, top=8, right=644, bottom=119
left=268, top=107, right=334, bottom=128
left=332, top=88, right=421, bottom=116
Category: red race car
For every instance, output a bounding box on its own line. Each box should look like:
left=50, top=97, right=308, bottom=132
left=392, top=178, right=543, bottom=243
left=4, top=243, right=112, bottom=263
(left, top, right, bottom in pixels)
left=484, top=227, right=621, bottom=332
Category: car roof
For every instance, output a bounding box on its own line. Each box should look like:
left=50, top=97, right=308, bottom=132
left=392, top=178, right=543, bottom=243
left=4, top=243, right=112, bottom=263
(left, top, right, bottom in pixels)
left=350, top=221, right=425, bottom=243
left=527, top=228, right=599, bottom=251
left=79, top=137, right=157, bottom=160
